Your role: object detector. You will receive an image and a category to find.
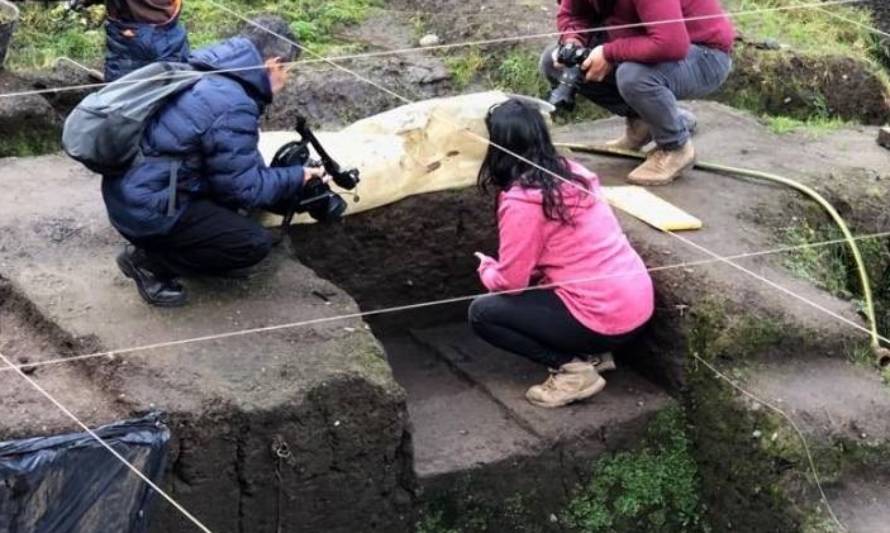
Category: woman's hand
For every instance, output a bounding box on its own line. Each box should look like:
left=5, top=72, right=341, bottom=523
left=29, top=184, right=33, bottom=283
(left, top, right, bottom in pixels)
left=474, top=252, right=489, bottom=262
left=582, top=45, right=612, bottom=82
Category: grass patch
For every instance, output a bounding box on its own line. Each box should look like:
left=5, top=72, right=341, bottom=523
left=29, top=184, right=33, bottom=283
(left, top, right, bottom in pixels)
left=562, top=407, right=708, bottom=533
left=726, top=0, right=877, bottom=58
left=490, top=49, right=549, bottom=97
left=444, top=47, right=486, bottom=90
left=0, top=129, right=60, bottom=158
left=779, top=215, right=890, bottom=342
left=765, top=115, right=849, bottom=135
left=7, top=0, right=375, bottom=70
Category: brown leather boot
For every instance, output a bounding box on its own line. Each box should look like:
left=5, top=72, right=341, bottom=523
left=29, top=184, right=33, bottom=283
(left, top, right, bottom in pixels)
left=627, top=141, right=696, bottom=186
left=526, top=360, right=606, bottom=408
left=605, top=117, right=653, bottom=151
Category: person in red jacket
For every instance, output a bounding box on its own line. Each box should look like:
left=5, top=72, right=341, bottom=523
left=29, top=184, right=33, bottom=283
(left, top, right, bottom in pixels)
left=541, top=0, right=735, bottom=185
left=469, top=99, right=654, bottom=408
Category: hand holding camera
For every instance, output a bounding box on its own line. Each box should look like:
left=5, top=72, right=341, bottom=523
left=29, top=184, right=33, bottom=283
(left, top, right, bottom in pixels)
left=270, top=115, right=361, bottom=225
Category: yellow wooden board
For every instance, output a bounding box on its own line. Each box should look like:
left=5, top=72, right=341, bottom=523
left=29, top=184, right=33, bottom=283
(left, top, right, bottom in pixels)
left=602, top=185, right=702, bottom=232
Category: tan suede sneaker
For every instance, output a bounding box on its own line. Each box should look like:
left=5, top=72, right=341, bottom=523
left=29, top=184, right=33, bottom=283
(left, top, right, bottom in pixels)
left=627, top=141, right=696, bottom=186
left=526, top=361, right=606, bottom=408
left=605, top=117, right=652, bottom=152
left=592, top=352, right=616, bottom=373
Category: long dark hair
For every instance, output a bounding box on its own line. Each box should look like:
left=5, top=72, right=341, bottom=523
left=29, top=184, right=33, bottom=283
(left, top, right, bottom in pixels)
left=477, top=98, right=589, bottom=223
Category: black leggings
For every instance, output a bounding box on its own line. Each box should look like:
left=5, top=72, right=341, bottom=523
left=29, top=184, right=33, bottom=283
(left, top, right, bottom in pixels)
left=468, top=290, right=642, bottom=368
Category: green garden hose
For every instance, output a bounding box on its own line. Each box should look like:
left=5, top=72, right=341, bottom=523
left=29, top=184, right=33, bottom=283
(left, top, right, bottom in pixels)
left=556, top=142, right=890, bottom=366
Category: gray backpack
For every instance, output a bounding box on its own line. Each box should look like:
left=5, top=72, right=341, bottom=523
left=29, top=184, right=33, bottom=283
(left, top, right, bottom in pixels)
left=62, top=62, right=202, bottom=177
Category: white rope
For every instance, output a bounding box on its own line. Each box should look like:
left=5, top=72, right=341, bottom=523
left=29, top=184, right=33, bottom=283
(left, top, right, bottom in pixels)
left=209, top=5, right=883, bottom=527
left=294, top=0, right=866, bottom=65
left=3, top=231, right=888, bottom=373
left=0, top=350, right=213, bottom=533
left=0, top=0, right=866, bottom=100
left=814, top=5, right=890, bottom=38
left=689, top=352, right=846, bottom=531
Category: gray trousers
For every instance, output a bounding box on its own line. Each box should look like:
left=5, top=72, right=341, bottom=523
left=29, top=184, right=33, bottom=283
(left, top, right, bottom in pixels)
left=540, top=43, right=732, bottom=148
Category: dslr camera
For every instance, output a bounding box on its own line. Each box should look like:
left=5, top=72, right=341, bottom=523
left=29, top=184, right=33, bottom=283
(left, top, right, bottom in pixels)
left=547, top=42, right=592, bottom=112
left=271, top=116, right=360, bottom=225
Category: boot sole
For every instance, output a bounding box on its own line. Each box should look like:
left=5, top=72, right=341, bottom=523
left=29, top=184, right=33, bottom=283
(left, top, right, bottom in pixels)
left=527, top=376, right=607, bottom=408
left=116, top=254, right=187, bottom=308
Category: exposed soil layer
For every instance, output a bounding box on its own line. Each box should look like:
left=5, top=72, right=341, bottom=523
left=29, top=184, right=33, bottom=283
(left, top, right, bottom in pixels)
left=0, top=154, right=415, bottom=532
left=719, top=44, right=890, bottom=125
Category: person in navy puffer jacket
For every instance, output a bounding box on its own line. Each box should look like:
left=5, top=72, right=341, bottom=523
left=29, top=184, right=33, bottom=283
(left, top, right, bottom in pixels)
left=107, top=16, right=326, bottom=307
left=70, top=0, right=190, bottom=82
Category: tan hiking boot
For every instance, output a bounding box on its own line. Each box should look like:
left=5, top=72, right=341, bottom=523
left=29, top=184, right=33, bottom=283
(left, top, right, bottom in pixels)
left=627, top=141, right=696, bottom=186
left=526, top=360, right=606, bottom=408
left=605, top=117, right=652, bottom=152
left=592, top=352, right=616, bottom=373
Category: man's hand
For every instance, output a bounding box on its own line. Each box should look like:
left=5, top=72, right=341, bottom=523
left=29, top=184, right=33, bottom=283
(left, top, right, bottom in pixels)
left=303, top=165, right=329, bottom=184
left=582, top=45, right=612, bottom=83
left=552, top=39, right=584, bottom=69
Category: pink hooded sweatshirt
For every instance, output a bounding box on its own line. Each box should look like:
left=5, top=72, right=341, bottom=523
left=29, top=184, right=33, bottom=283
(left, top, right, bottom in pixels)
left=477, top=161, right=654, bottom=335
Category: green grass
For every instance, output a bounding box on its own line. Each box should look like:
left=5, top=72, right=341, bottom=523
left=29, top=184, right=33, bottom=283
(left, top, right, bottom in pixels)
left=765, top=115, right=850, bottom=136
left=7, top=0, right=376, bottom=70
left=444, top=47, right=486, bottom=90
left=562, top=407, right=708, bottom=532
left=725, top=0, right=877, bottom=58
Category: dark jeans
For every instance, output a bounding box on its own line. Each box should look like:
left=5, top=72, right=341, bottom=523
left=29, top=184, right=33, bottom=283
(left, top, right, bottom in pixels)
left=125, top=199, right=273, bottom=278
left=540, top=43, right=732, bottom=148
left=468, top=290, right=642, bottom=368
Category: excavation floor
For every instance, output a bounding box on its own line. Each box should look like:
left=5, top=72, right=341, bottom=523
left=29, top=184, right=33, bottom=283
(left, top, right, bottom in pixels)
left=379, top=323, right=671, bottom=479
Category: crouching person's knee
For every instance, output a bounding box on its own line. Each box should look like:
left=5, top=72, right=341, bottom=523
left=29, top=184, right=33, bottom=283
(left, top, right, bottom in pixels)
left=539, top=43, right=561, bottom=85
left=238, top=229, right=273, bottom=267
left=468, top=295, right=497, bottom=334
left=616, top=62, right=656, bottom=102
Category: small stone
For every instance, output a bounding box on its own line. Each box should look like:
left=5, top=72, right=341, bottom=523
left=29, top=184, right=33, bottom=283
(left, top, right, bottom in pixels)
left=344, top=327, right=356, bottom=333
left=752, top=430, right=763, bottom=439
left=419, top=34, right=440, bottom=47
left=334, top=420, right=341, bottom=427
left=877, top=126, right=890, bottom=150
left=771, top=432, right=778, bottom=442
left=549, top=514, right=558, bottom=523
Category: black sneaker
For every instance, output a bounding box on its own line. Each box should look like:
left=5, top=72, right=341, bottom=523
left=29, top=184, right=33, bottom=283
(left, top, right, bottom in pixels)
left=116, top=247, right=187, bottom=307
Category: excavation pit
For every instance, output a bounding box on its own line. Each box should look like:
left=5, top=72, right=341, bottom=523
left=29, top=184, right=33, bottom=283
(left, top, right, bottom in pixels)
left=2, top=103, right=890, bottom=532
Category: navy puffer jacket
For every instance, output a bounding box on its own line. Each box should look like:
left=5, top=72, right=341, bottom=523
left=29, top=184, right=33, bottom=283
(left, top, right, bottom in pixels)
left=102, top=37, right=304, bottom=239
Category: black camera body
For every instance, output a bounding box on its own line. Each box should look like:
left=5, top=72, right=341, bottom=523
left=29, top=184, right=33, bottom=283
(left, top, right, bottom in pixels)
left=270, top=115, right=360, bottom=225
left=547, top=43, right=592, bottom=112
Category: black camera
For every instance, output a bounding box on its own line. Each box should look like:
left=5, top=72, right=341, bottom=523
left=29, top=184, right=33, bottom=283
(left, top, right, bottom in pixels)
left=547, top=43, right=592, bottom=112
left=271, top=115, right=360, bottom=225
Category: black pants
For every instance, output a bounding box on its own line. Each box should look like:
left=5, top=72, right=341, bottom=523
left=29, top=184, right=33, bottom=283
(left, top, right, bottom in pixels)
left=468, top=290, right=642, bottom=368
left=127, top=200, right=273, bottom=277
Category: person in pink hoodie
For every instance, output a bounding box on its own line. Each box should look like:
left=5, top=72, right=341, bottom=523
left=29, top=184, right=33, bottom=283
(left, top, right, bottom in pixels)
left=469, top=99, right=654, bottom=408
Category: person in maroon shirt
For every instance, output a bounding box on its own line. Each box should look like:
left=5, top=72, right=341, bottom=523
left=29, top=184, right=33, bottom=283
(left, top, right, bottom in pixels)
left=541, top=0, right=735, bottom=185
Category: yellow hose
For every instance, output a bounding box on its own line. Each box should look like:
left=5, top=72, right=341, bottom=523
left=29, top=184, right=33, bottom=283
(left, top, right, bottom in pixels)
left=556, top=142, right=890, bottom=366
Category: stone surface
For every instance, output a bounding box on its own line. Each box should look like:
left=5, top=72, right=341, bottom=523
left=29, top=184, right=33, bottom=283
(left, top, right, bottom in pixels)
left=879, top=126, right=890, bottom=150
left=0, top=70, right=61, bottom=156
left=0, top=155, right=413, bottom=532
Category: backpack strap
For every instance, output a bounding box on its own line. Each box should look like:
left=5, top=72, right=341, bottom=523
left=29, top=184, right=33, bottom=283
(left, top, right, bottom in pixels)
left=167, top=160, right=181, bottom=217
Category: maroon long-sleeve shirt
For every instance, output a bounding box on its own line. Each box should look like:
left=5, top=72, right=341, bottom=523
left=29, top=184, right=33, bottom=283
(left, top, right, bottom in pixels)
left=557, top=0, right=735, bottom=64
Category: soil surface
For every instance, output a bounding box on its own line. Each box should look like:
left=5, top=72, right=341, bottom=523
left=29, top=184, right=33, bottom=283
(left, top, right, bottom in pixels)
left=0, top=154, right=414, bottom=532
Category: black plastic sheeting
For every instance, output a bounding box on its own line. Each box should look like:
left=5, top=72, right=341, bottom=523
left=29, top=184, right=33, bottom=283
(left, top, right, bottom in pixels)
left=0, top=412, right=170, bottom=533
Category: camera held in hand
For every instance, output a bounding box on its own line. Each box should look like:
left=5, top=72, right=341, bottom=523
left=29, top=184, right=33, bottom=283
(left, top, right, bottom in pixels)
left=547, top=43, right=592, bottom=112
left=271, top=116, right=360, bottom=225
